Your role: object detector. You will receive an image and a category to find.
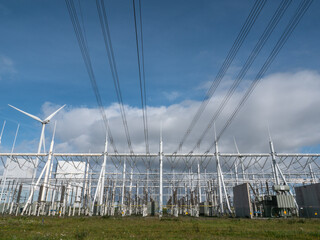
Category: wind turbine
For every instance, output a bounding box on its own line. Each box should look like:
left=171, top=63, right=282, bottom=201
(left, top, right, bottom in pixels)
left=8, top=104, right=66, bottom=154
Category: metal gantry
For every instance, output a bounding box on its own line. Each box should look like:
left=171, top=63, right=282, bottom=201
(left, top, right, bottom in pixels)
left=0, top=134, right=319, bottom=217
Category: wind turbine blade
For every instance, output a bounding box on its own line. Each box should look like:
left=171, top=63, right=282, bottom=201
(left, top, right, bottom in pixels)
left=0, top=120, right=6, bottom=144
left=8, top=104, right=43, bottom=123
left=44, top=104, right=66, bottom=122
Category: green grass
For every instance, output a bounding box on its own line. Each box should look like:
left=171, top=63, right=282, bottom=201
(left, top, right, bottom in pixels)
left=0, top=216, right=319, bottom=240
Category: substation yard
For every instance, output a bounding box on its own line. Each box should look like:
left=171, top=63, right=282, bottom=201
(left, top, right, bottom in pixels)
left=0, top=216, right=319, bottom=240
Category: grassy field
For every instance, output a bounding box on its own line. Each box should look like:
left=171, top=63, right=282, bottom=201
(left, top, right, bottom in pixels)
left=0, top=216, right=319, bottom=240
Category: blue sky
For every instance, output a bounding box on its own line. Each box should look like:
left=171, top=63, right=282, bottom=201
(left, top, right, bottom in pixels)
left=0, top=0, right=319, bottom=153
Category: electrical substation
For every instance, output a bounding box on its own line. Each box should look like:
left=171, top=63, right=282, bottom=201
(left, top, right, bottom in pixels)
left=1, top=0, right=318, bottom=221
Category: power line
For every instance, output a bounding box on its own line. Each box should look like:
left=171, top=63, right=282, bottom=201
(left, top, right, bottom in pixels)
left=174, top=0, right=267, bottom=153
left=191, top=0, right=292, bottom=152
left=65, top=0, right=117, bottom=152
left=133, top=0, right=150, bottom=153
left=207, top=0, right=313, bottom=152
left=139, top=0, right=149, bottom=154
left=96, top=0, right=134, bottom=153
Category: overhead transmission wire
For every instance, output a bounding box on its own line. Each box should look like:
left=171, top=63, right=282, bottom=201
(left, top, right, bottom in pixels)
left=139, top=0, right=149, bottom=155
left=191, top=0, right=292, bottom=153
left=174, top=0, right=267, bottom=153
left=133, top=0, right=150, bottom=154
left=96, top=0, right=134, bottom=154
left=207, top=0, right=313, bottom=152
left=65, top=0, right=117, bottom=153
left=77, top=0, right=89, bottom=46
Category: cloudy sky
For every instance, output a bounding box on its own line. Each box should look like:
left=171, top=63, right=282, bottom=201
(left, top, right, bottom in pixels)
left=0, top=0, right=319, bottom=155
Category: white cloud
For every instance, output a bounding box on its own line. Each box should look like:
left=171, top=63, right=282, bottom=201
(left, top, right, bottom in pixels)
left=163, top=91, right=181, bottom=101
left=0, top=55, right=16, bottom=80
left=39, top=70, right=320, bottom=157
left=197, top=80, right=213, bottom=91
